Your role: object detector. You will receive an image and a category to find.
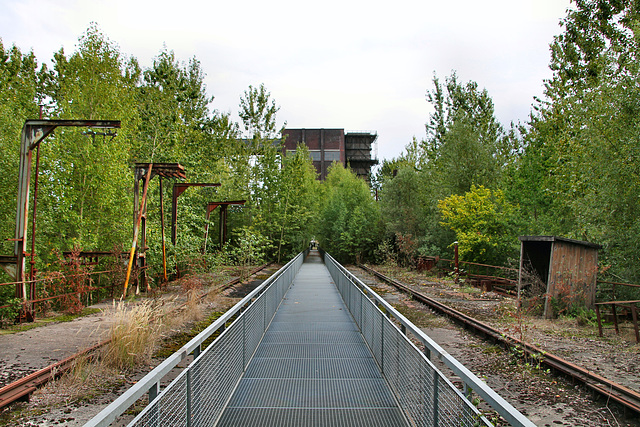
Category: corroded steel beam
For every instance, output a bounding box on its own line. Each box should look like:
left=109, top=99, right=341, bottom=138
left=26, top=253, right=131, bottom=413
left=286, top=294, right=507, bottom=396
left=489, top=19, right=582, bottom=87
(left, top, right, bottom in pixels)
left=13, top=120, right=120, bottom=314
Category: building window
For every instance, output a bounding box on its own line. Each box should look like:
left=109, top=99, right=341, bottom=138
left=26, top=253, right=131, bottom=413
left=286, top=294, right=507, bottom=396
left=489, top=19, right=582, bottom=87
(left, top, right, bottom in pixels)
left=324, top=150, right=341, bottom=162
left=309, top=151, right=322, bottom=161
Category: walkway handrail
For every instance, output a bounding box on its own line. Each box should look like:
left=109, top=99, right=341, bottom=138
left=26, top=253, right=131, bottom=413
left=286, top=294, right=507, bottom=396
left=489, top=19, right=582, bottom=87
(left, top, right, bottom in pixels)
left=324, top=253, right=535, bottom=427
left=85, top=250, right=307, bottom=427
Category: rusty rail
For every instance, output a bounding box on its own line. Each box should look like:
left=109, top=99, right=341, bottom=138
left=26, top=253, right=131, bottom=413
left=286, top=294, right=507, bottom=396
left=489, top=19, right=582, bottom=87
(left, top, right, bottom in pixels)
left=358, top=264, right=640, bottom=415
left=0, top=340, right=108, bottom=409
left=437, top=258, right=518, bottom=295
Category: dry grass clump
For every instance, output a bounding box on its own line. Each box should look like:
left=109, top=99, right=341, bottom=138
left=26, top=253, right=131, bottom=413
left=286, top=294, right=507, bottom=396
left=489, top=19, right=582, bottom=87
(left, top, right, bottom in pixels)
left=101, top=300, right=162, bottom=371
left=182, top=289, right=204, bottom=323
left=32, top=355, right=125, bottom=408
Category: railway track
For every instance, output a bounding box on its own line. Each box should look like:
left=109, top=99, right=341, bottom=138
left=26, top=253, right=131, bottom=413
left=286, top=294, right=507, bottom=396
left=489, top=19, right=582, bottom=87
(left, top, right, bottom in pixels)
left=0, top=263, right=272, bottom=411
left=358, top=264, right=640, bottom=416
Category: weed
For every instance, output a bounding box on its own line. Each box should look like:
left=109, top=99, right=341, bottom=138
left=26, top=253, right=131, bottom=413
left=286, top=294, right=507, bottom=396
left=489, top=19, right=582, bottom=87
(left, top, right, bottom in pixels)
left=0, top=297, right=22, bottom=327
left=101, top=300, right=162, bottom=370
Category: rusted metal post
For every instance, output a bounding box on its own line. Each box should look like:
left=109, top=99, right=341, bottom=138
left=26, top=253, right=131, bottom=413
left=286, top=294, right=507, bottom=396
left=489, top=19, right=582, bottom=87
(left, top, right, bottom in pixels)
left=612, top=304, right=619, bottom=334
left=220, top=205, right=228, bottom=246
left=29, top=108, right=44, bottom=299
left=595, top=304, right=603, bottom=337
left=454, top=241, right=459, bottom=283
left=632, top=305, right=639, bottom=343
left=123, top=165, right=153, bottom=297
left=171, top=183, right=220, bottom=246
left=159, top=177, right=167, bottom=284
left=15, top=127, right=36, bottom=302
left=202, top=204, right=216, bottom=254
left=28, top=144, right=41, bottom=306
left=13, top=120, right=121, bottom=319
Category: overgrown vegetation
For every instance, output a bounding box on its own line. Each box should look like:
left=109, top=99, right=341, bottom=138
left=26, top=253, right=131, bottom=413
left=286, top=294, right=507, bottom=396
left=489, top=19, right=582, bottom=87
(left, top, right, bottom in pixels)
left=101, top=300, right=161, bottom=370
left=374, top=1, right=640, bottom=296
left=3, top=1, right=640, bottom=316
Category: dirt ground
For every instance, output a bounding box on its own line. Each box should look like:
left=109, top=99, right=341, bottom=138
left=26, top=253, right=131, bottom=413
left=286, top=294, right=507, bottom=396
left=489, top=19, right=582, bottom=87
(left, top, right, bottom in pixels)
left=348, top=265, right=640, bottom=427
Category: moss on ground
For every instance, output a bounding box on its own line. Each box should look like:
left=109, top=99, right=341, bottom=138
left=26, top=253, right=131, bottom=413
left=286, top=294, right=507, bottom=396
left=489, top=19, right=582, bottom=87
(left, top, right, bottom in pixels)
left=0, top=307, right=102, bottom=335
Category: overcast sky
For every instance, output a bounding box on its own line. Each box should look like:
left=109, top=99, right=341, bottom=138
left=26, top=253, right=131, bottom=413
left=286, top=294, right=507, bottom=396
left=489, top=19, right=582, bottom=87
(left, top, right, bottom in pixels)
left=1, top=0, right=571, bottom=161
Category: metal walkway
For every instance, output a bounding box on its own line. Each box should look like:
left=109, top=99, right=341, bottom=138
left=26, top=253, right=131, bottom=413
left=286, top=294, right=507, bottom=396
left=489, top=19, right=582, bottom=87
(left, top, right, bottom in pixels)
left=217, top=251, right=407, bottom=426
left=88, top=249, right=533, bottom=427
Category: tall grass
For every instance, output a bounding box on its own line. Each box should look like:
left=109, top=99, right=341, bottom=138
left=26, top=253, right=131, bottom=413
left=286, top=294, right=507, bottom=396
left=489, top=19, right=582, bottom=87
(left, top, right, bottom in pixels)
left=102, top=300, right=161, bottom=370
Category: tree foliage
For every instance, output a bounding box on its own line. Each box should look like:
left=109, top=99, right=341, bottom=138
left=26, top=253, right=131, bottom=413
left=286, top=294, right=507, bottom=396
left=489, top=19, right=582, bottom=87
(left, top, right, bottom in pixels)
left=36, top=24, right=138, bottom=254
left=438, top=185, right=519, bottom=265
left=0, top=40, right=41, bottom=256
left=316, top=164, right=381, bottom=263
left=508, top=0, right=640, bottom=281
left=0, top=24, right=321, bottom=300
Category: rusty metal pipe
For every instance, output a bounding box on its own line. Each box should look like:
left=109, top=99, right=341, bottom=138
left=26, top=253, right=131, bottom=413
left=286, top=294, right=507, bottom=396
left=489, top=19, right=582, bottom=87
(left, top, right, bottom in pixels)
left=159, top=177, right=167, bottom=283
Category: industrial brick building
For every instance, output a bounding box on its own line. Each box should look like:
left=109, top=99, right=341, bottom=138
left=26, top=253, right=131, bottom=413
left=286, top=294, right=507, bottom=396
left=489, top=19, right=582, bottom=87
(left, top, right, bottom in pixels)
left=282, top=128, right=378, bottom=181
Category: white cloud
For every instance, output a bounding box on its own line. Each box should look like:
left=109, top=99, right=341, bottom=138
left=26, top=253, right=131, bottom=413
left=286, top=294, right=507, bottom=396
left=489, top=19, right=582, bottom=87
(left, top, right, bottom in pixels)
left=0, top=0, right=571, bottom=161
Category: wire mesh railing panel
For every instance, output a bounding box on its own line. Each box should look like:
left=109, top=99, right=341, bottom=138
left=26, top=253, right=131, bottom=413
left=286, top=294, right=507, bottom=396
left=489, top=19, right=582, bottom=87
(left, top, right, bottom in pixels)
left=325, top=254, right=492, bottom=427
left=351, top=282, right=362, bottom=326
left=115, top=252, right=307, bottom=427
left=129, top=372, right=188, bottom=427
left=360, top=294, right=377, bottom=356
left=193, top=323, right=244, bottom=425
left=435, top=374, right=481, bottom=426
left=244, top=295, right=267, bottom=366
left=381, top=318, right=400, bottom=390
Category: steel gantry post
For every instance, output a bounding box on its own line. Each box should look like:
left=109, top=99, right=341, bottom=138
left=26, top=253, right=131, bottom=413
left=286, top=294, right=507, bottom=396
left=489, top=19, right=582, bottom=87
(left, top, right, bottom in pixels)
left=12, top=120, right=120, bottom=320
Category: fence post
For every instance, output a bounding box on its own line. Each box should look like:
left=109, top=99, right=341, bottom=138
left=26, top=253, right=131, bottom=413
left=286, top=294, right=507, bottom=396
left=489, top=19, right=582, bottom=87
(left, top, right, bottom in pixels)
left=433, top=371, right=439, bottom=427
left=454, top=242, right=459, bottom=283
left=148, top=382, right=159, bottom=427
left=186, top=369, right=192, bottom=427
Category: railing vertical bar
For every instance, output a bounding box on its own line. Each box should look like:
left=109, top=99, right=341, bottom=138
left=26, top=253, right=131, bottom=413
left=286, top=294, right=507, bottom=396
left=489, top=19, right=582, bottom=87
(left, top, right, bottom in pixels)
left=186, top=369, right=192, bottom=427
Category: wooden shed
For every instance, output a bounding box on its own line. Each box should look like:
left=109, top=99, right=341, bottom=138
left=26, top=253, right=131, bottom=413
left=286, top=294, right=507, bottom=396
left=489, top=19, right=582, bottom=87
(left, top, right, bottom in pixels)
left=518, top=236, right=602, bottom=319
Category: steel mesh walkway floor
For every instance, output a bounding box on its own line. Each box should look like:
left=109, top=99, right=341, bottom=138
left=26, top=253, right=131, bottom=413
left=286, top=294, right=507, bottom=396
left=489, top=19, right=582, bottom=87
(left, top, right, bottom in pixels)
left=217, top=252, right=408, bottom=426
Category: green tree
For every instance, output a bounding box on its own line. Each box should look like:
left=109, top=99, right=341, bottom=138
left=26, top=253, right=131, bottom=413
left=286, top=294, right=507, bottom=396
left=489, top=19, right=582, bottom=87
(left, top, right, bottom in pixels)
left=0, top=41, right=41, bottom=258
left=36, top=24, right=138, bottom=256
left=135, top=48, right=215, bottom=164
left=511, top=0, right=640, bottom=281
left=236, top=84, right=288, bottom=258
left=422, top=72, right=510, bottom=196
left=438, top=185, right=519, bottom=265
left=272, top=145, right=320, bottom=261
left=239, top=83, right=283, bottom=142
left=0, top=40, right=41, bottom=313
left=316, top=164, right=382, bottom=263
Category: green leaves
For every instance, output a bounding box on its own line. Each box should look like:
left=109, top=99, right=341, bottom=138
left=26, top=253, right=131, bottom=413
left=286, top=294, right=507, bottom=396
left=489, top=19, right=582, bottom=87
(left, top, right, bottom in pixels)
left=316, top=164, right=382, bottom=263
left=239, top=83, right=283, bottom=142
left=0, top=41, right=41, bottom=256
left=438, top=185, right=519, bottom=265
left=516, top=0, right=640, bottom=281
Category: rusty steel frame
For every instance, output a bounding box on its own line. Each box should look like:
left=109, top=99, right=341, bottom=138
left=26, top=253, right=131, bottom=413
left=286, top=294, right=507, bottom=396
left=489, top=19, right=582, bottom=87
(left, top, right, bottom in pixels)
left=0, top=262, right=274, bottom=410
left=170, top=182, right=221, bottom=246
left=124, top=163, right=186, bottom=296
left=202, top=200, right=246, bottom=252
left=12, top=120, right=120, bottom=319
left=596, top=300, right=640, bottom=343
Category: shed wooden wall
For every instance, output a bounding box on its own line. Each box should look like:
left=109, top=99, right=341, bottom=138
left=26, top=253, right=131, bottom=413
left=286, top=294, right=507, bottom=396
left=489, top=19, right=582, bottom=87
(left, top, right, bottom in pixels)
left=544, top=241, right=598, bottom=318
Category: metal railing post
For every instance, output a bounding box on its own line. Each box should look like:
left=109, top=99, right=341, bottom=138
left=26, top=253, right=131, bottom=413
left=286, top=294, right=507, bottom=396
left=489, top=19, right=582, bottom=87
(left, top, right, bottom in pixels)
left=148, top=382, right=159, bottom=427
left=433, top=373, right=439, bottom=427
left=186, top=369, right=192, bottom=427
